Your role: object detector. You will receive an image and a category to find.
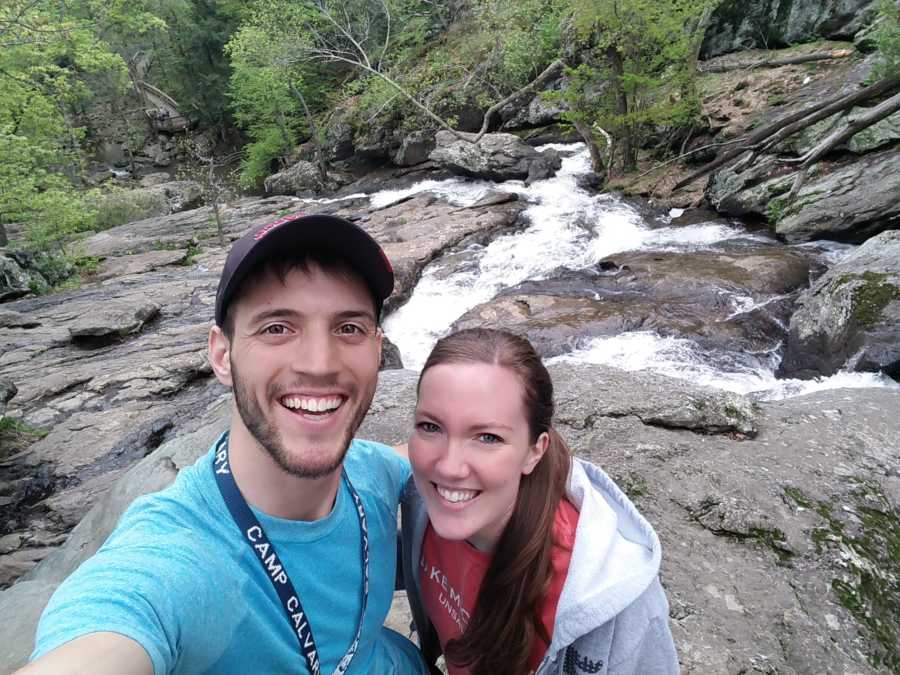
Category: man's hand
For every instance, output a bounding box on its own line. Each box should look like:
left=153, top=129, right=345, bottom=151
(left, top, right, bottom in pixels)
left=15, top=632, right=153, bottom=675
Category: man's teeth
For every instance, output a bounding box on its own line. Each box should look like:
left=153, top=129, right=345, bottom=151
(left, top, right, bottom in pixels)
left=281, top=396, right=342, bottom=412
left=436, top=485, right=479, bottom=503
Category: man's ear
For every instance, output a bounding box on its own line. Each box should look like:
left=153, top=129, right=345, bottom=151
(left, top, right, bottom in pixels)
left=522, top=431, right=550, bottom=476
left=208, top=325, right=233, bottom=388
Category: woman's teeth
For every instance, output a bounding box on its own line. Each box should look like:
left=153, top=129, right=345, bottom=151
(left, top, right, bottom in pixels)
left=435, top=485, right=479, bottom=503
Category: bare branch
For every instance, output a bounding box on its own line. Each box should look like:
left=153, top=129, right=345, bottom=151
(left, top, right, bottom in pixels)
left=784, top=89, right=900, bottom=201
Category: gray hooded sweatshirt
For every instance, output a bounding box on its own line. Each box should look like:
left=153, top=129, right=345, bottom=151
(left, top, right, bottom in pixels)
left=400, top=458, right=680, bottom=675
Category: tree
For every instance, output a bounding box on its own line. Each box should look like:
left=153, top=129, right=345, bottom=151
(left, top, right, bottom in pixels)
left=558, top=0, right=715, bottom=175
left=0, top=0, right=133, bottom=249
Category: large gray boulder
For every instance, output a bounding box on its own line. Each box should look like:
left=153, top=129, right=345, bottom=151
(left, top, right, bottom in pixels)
left=68, top=300, right=161, bottom=341
left=429, top=130, right=562, bottom=183
left=393, top=131, right=435, bottom=167
left=780, top=229, right=900, bottom=378
left=701, top=0, right=879, bottom=58
left=0, top=253, right=36, bottom=302
left=454, top=244, right=815, bottom=361
left=707, top=148, right=900, bottom=243
left=775, top=148, right=900, bottom=242
left=264, top=160, right=326, bottom=195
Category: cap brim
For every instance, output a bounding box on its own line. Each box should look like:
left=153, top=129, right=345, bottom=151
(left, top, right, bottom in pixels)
left=216, top=214, right=394, bottom=326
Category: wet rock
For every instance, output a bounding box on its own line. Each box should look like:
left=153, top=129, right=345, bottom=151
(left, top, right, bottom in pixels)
left=780, top=229, right=900, bottom=379
left=330, top=193, right=525, bottom=312
left=380, top=336, right=403, bottom=370
left=264, top=160, right=325, bottom=195
left=499, top=77, right=567, bottom=130
left=0, top=253, right=37, bottom=302
left=393, top=131, right=435, bottom=167
left=775, top=148, right=900, bottom=243
left=0, top=378, right=16, bottom=418
left=429, top=130, right=562, bottom=183
left=68, top=301, right=161, bottom=341
left=454, top=245, right=814, bottom=359
left=700, top=0, right=878, bottom=58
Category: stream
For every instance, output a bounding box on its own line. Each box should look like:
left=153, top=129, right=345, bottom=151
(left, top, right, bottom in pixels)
left=326, top=144, right=898, bottom=401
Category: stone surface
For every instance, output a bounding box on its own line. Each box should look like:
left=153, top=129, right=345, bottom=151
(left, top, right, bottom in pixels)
left=393, top=131, right=435, bottom=167
left=701, top=0, right=879, bottom=58
left=68, top=300, right=161, bottom=340
left=1, top=367, right=898, bottom=674
left=92, top=249, right=188, bottom=281
left=776, top=148, right=900, bottom=243
left=780, top=229, right=900, bottom=378
left=0, top=377, right=15, bottom=418
left=264, top=160, right=325, bottom=195
left=0, top=253, right=37, bottom=302
left=429, top=130, right=562, bottom=183
left=454, top=244, right=815, bottom=360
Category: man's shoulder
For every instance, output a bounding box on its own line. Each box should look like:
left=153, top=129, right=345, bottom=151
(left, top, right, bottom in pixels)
left=108, top=446, right=222, bottom=548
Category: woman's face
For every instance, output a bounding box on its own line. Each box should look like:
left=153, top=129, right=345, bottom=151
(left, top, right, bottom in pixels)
left=409, top=362, right=548, bottom=551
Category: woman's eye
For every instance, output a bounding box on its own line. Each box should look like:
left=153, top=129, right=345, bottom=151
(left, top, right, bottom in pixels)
left=477, top=433, right=503, bottom=444
left=416, top=421, right=440, bottom=434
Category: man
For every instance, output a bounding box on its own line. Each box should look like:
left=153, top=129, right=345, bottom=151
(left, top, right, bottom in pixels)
left=20, top=213, right=428, bottom=675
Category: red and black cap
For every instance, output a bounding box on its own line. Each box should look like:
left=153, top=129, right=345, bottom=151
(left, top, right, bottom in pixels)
left=214, top=212, right=394, bottom=327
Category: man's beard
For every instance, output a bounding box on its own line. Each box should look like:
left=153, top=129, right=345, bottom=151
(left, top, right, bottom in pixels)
left=230, top=357, right=374, bottom=479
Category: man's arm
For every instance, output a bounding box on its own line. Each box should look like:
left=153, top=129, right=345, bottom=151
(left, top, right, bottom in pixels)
left=16, top=632, right=153, bottom=675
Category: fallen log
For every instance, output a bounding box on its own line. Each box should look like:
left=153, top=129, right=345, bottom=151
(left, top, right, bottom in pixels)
left=783, top=89, right=900, bottom=200
left=698, top=49, right=854, bottom=74
left=673, top=71, right=900, bottom=191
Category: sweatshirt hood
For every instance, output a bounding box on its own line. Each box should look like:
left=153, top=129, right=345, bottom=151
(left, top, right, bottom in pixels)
left=546, top=458, right=662, bottom=653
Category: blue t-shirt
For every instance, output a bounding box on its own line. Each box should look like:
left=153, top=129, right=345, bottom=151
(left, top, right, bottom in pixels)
left=33, top=437, right=426, bottom=675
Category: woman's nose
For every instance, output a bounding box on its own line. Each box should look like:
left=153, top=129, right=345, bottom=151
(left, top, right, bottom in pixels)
left=433, top=440, right=470, bottom=480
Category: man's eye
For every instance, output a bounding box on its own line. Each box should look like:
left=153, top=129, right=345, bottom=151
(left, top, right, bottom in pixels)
left=477, top=433, right=502, bottom=444
left=416, top=421, right=440, bottom=434
left=262, top=324, right=288, bottom=335
left=337, top=323, right=367, bottom=336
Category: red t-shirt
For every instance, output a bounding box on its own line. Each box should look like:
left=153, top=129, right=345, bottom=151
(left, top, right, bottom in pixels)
left=418, top=498, right=580, bottom=674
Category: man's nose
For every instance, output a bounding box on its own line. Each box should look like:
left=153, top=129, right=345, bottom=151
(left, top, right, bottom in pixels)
left=291, top=327, right=339, bottom=375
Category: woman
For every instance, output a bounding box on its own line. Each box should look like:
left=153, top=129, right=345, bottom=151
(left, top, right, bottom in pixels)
left=400, top=328, right=679, bottom=675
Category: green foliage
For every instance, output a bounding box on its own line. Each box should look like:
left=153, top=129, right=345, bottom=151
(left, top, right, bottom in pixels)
left=556, top=0, right=713, bottom=172
left=91, top=188, right=167, bottom=230
left=873, top=0, right=900, bottom=79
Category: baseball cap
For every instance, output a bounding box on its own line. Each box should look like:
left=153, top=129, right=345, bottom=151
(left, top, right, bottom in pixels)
left=214, top=212, right=394, bottom=326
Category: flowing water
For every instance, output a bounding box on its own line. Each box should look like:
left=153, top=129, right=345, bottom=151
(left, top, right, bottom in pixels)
left=335, top=144, right=899, bottom=400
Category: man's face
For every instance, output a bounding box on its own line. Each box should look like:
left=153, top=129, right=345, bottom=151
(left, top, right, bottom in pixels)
left=215, top=263, right=382, bottom=478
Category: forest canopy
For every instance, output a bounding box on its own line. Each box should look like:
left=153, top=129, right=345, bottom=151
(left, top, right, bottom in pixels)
left=1, top=0, right=897, bottom=253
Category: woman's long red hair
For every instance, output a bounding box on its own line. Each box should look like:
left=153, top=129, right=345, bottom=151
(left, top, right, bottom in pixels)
left=417, top=328, right=572, bottom=675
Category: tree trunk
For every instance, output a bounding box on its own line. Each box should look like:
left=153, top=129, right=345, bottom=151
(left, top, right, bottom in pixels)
left=289, top=81, right=329, bottom=184
left=674, top=71, right=900, bottom=190
left=605, top=46, right=634, bottom=172
left=573, top=120, right=605, bottom=174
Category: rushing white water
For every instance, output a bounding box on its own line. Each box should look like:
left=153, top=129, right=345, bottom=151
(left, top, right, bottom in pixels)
left=373, top=143, right=891, bottom=400
left=548, top=332, right=900, bottom=401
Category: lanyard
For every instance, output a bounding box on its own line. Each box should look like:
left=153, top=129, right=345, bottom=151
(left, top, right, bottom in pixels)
left=213, top=433, right=369, bottom=675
